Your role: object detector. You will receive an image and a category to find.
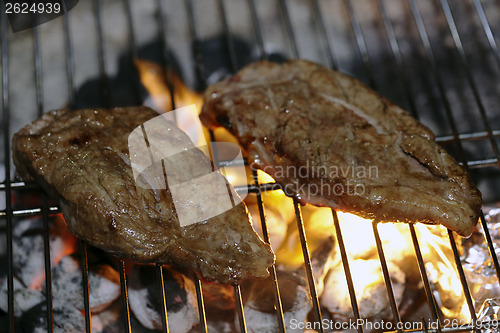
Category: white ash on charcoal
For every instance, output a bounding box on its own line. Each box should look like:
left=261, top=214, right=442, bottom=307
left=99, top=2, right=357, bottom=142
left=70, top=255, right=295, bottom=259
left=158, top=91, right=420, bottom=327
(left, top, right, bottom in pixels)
left=128, top=264, right=198, bottom=333
left=9, top=216, right=76, bottom=290
left=49, top=255, right=120, bottom=313
left=0, top=215, right=74, bottom=317
left=0, top=277, right=44, bottom=317
left=242, top=271, right=310, bottom=333
left=101, top=305, right=163, bottom=333
left=90, top=299, right=127, bottom=333
left=1, top=255, right=121, bottom=333
left=321, top=259, right=405, bottom=321
left=240, top=237, right=335, bottom=333
left=20, top=302, right=86, bottom=333
left=206, top=320, right=236, bottom=333
left=0, top=214, right=123, bottom=332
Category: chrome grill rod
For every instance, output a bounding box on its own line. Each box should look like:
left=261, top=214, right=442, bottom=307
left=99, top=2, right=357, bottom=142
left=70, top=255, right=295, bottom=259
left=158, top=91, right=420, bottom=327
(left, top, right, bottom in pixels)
left=32, top=14, right=57, bottom=333
left=1, top=3, right=15, bottom=333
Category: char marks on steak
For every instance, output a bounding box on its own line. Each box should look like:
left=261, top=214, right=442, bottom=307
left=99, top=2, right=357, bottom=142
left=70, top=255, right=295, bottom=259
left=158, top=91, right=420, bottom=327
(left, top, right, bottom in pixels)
left=200, top=60, right=482, bottom=237
left=12, top=106, right=274, bottom=283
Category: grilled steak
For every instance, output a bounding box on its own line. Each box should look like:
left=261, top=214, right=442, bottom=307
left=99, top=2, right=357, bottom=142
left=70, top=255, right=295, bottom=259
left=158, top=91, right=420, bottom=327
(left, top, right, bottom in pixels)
left=12, top=106, right=274, bottom=283
left=200, top=60, right=482, bottom=237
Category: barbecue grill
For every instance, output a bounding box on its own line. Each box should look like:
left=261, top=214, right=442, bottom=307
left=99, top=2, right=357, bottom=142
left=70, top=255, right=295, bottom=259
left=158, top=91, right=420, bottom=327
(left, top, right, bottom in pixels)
left=2, top=0, right=500, bottom=332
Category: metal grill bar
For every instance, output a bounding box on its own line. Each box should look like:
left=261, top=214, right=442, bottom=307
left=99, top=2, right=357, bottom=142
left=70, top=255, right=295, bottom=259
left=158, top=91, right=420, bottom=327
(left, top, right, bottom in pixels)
left=62, top=1, right=75, bottom=107
left=79, top=241, right=92, bottom=333
left=234, top=284, right=248, bottom=333
left=155, top=0, right=177, bottom=117
left=42, top=198, right=54, bottom=333
left=123, top=0, right=137, bottom=60
left=421, top=317, right=429, bottom=333
left=466, top=158, right=500, bottom=168
left=0, top=206, right=61, bottom=218
left=155, top=264, right=170, bottom=333
left=331, top=209, right=364, bottom=333
left=92, top=0, right=110, bottom=107
left=247, top=0, right=266, bottom=61
left=217, top=0, right=238, bottom=74
left=185, top=0, right=206, bottom=91
left=32, top=15, right=56, bottom=332
left=123, top=0, right=142, bottom=104
left=118, top=260, right=132, bottom=333
left=1, top=4, right=15, bottom=332
left=193, top=276, right=208, bottom=333
left=278, top=0, right=300, bottom=59
left=293, top=199, right=324, bottom=331
left=377, top=0, right=419, bottom=117
left=310, top=0, right=338, bottom=69
left=447, top=231, right=477, bottom=322
left=33, top=24, right=43, bottom=118
left=372, top=222, right=403, bottom=332
left=437, top=130, right=500, bottom=143
left=408, top=224, right=442, bottom=326
left=344, top=0, right=377, bottom=88
left=154, top=0, right=172, bottom=102
left=251, top=169, right=286, bottom=331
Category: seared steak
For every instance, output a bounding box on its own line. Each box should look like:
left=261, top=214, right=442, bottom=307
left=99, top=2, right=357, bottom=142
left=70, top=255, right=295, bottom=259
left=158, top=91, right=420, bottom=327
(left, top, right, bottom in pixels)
left=12, top=106, right=274, bottom=283
left=200, top=60, right=482, bottom=237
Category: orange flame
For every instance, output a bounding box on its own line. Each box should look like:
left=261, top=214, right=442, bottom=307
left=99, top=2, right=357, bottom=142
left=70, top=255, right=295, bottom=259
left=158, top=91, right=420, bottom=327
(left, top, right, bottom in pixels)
left=334, top=211, right=470, bottom=321
left=135, top=59, right=203, bottom=113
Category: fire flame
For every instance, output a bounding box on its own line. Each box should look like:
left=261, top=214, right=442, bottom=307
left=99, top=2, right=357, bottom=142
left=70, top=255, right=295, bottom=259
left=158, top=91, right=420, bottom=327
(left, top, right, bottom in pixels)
left=334, top=211, right=471, bottom=322
left=276, top=207, right=471, bottom=321
left=135, top=59, right=203, bottom=113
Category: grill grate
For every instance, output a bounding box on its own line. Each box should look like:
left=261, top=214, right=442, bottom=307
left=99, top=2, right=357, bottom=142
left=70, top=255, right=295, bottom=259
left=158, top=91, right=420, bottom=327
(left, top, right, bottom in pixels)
left=2, top=1, right=500, bottom=332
